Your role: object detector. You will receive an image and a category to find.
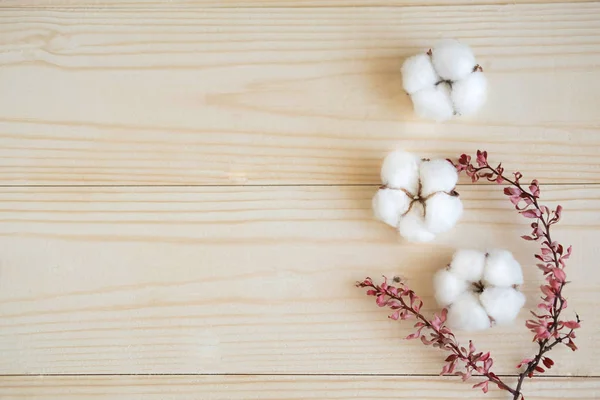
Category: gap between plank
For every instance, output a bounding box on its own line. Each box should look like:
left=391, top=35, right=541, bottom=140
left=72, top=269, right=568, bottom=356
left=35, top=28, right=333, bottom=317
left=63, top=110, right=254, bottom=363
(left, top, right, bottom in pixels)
left=0, top=183, right=597, bottom=189
left=0, top=373, right=598, bottom=378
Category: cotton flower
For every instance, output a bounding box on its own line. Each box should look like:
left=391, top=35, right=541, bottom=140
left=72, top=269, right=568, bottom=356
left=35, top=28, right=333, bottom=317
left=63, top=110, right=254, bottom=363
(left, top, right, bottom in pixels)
left=372, top=150, right=463, bottom=242
left=401, top=39, right=487, bottom=121
left=433, top=249, right=526, bottom=331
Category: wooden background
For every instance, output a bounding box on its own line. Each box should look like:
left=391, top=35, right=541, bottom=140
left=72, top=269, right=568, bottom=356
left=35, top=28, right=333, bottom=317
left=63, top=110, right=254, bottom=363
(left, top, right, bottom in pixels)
left=0, top=1, right=599, bottom=399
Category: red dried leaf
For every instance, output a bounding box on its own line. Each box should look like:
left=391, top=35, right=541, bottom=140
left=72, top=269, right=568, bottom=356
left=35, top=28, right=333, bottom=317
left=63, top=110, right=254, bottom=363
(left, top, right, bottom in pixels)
left=542, top=357, right=554, bottom=369
left=445, top=354, right=458, bottom=363
left=458, top=154, right=471, bottom=165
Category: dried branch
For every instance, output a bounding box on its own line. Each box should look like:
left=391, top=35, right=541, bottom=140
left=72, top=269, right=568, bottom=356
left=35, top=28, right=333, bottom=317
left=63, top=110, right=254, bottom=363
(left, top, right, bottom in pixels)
left=454, top=151, right=580, bottom=400
left=358, top=151, right=580, bottom=399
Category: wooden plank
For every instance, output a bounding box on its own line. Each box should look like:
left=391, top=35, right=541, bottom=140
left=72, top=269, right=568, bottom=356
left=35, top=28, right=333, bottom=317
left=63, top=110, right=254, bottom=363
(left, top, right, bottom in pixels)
left=0, top=375, right=598, bottom=399
left=0, top=185, right=597, bottom=375
left=1, top=4, right=600, bottom=185
left=1, top=0, right=598, bottom=9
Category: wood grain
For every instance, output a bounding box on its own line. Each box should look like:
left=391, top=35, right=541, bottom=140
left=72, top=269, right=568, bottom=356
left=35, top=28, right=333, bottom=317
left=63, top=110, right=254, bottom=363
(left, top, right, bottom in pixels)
left=0, top=185, right=597, bottom=375
left=1, top=0, right=598, bottom=8
left=1, top=375, right=599, bottom=399
left=1, top=4, right=600, bottom=185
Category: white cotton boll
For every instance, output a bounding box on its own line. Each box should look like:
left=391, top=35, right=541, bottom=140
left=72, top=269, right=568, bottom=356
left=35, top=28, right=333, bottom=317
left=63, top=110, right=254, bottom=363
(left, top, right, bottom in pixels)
left=410, top=83, right=454, bottom=122
left=401, top=53, right=440, bottom=95
left=447, top=292, right=491, bottom=331
left=424, top=193, right=463, bottom=234
left=452, top=71, right=487, bottom=116
left=419, top=159, right=459, bottom=197
left=431, top=39, right=477, bottom=81
left=450, top=249, right=486, bottom=282
left=380, top=150, right=420, bottom=193
left=483, top=250, right=524, bottom=287
left=372, top=188, right=411, bottom=228
left=397, top=202, right=435, bottom=243
left=480, top=287, right=526, bottom=325
left=433, top=269, right=468, bottom=307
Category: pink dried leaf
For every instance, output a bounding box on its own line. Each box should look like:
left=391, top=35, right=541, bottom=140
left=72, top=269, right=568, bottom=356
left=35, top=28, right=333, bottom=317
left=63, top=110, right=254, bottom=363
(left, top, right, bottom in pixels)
left=440, top=363, right=451, bottom=376
left=510, top=195, right=522, bottom=206
left=476, top=150, right=488, bottom=167
left=521, top=209, right=541, bottom=219
left=473, top=380, right=489, bottom=394
left=566, top=340, right=578, bottom=351
left=563, top=245, right=573, bottom=259
left=553, top=268, right=566, bottom=282
left=555, top=205, right=563, bottom=218
left=421, top=336, right=435, bottom=345
left=469, top=340, right=476, bottom=355
left=529, top=180, right=540, bottom=197
left=504, top=187, right=521, bottom=196
left=517, top=358, right=534, bottom=369
left=562, top=320, right=581, bottom=329
left=440, top=308, right=448, bottom=323
left=484, top=358, right=493, bottom=373
left=457, top=371, right=472, bottom=381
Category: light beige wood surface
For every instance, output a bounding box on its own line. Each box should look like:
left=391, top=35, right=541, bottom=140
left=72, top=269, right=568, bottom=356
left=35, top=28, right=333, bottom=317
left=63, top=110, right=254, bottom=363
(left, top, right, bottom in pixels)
left=1, top=0, right=598, bottom=8
left=1, top=1, right=599, bottom=398
left=0, top=185, right=596, bottom=376
left=1, top=3, right=600, bottom=185
left=1, top=376, right=598, bottom=399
